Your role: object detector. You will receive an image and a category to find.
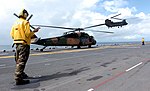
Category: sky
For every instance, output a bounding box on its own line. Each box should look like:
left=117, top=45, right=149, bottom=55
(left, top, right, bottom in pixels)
left=0, top=0, right=150, bottom=45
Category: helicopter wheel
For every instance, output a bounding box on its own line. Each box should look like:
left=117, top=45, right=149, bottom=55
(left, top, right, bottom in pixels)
left=88, top=45, right=91, bottom=48
left=40, top=46, right=47, bottom=52
left=77, top=46, right=81, bottom=49
left=40, top=49, right=43, bottom=52
left=71, top=46, right=74, bottom=48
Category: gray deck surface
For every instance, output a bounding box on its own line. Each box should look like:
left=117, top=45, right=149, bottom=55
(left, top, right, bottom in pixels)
left=0, top=44, right=150, bottom=91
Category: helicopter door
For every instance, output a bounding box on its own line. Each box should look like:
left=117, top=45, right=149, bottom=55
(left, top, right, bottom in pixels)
left=67, top=38, right=80, bottom=45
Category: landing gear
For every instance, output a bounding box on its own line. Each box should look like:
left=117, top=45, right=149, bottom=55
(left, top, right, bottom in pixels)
left=77, top=46, right=81, bottom=49
left=71, top=46, right=74, bottom=48
left=88, top=45, right=91, bottom=48
left=40, top=46, right=47, bottom=51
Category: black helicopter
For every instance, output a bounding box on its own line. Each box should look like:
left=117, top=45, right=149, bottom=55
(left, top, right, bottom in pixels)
left=87, top=14, right=128, bottom=29
left=105, top=14, right=128, bottom=28
left=31, top=25, right=114, bottom=51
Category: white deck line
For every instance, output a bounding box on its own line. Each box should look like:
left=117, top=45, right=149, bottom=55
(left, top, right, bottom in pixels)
left=126, top=62, right=143, bottom=72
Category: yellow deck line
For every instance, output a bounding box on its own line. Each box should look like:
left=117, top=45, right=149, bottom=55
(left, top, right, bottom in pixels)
left=0, top=45, right=135, bottom=59
left=0, top=56, right=15, bottom=59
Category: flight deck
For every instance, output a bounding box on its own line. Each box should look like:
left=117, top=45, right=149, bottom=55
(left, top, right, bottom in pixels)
left=0, top=44, right=150, bottom=91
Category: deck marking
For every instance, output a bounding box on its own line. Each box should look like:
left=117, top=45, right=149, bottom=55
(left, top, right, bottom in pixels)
left=0, top=64, right=6, bottom=67
left=0, top=45, right=124, bottom=59
left=87, top=88, right=94, bottom=91
left=94, top=71, right=125, bottom=89
left=126, top=62, right=143, bottom=72
left=0, top=56, right=14, bottom=59
left=45, top=63, right=51, bottom=66
left=90, top=61, right=145, bottom=90
left=0, top=52, right=102, bottom=69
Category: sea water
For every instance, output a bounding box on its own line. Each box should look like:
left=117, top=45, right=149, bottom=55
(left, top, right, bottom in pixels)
left=0, top=41, right=141, bottom=51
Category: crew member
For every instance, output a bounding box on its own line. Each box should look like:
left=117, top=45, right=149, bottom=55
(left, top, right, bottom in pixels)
left=10, top=9, right=40, bottom=85
left=142, top=37, right=145, bottom=45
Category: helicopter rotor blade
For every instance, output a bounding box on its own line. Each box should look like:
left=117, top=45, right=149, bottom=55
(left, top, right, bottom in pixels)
left=91, top=30, right=114, bottom=33
left=111, top=17, right=122, bottom=20
left=84, top=24, right=105, bottom=29
left=111, top=13, right=121, bottom=19
left=32, top=25, right=75, bottom=30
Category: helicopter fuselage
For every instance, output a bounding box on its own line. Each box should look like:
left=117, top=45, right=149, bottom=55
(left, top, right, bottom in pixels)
left=105, top=19, right=128, bottom=28
left=31, top=32, right=96, bottom=48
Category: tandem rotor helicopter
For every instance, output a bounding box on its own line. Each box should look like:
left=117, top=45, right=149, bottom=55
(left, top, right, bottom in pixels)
left=105, top=13, right=128, bottom=28
left=14, top=13, right=128, bottom=51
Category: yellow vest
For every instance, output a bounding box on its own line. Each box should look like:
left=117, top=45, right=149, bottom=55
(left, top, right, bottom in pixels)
left=142, top=38, right=144, bottom=42
left=10, top=18, right=34, bottom=45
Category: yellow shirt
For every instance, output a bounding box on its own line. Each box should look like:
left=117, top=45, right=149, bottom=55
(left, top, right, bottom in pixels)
left=10, top=18, right=34, bottom=45
left=142, top=38, right=144, bottom=42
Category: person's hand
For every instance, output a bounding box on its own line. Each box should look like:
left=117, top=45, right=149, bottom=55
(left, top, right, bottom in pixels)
left=33, top=27, right=40, bottom=32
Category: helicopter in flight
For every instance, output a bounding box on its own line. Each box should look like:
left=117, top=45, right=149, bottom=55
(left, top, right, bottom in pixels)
left=31, top=25, right=114, bottom=51
left=105, top=13, right=128, bottom=28
left=89, top=14, right=128, bottom=29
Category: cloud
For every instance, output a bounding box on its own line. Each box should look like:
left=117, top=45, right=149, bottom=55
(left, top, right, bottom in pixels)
left=0, top=0, right=27, bottom=19
left=102, top=0, right=128, bottom=12
left=0, top=0, right=150, bottom=45
left=123, top=35, right=139, bottom=40
left=79, top=0, right=99, bottom=9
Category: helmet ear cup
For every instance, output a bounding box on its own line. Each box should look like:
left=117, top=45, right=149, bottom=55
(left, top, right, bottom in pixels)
left=23, top=9, right=29, bottom=19
left=19, top=9, right=29, bottom=19
left=23, top=12, right=28, bottom=19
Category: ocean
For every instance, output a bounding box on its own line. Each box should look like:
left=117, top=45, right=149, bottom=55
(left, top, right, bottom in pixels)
left=0, top=41, right=141, bottom=52
left=0, top=45, right=42, bottom=51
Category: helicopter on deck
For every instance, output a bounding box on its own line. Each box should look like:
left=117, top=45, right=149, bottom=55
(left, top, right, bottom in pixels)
left=105, top=14, right=128, bottom=28
left=31, top=25, right=114, bottom=51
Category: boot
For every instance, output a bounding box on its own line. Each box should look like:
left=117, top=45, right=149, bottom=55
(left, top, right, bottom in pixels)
left=16, top=79, right=30, bottom=85
left=21, top=72, right=29, bottom=79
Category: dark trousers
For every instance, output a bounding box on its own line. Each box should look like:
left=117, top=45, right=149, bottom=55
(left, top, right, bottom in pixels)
left=14, top=44, right=30, bottom=80
left=142, top=42, right=145, bottom=45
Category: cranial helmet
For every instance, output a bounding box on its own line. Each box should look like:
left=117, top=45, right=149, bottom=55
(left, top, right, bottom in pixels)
left=19, top=9, right=29, bottom=19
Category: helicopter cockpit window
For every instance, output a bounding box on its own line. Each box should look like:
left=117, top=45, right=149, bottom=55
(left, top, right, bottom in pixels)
left=63, top=33, right=78, bottom=38
left=80, top=33, right=89, bottom=38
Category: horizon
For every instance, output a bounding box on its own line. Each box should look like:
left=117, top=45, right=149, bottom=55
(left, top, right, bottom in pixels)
left=0, top=41, right=147, bottom=46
